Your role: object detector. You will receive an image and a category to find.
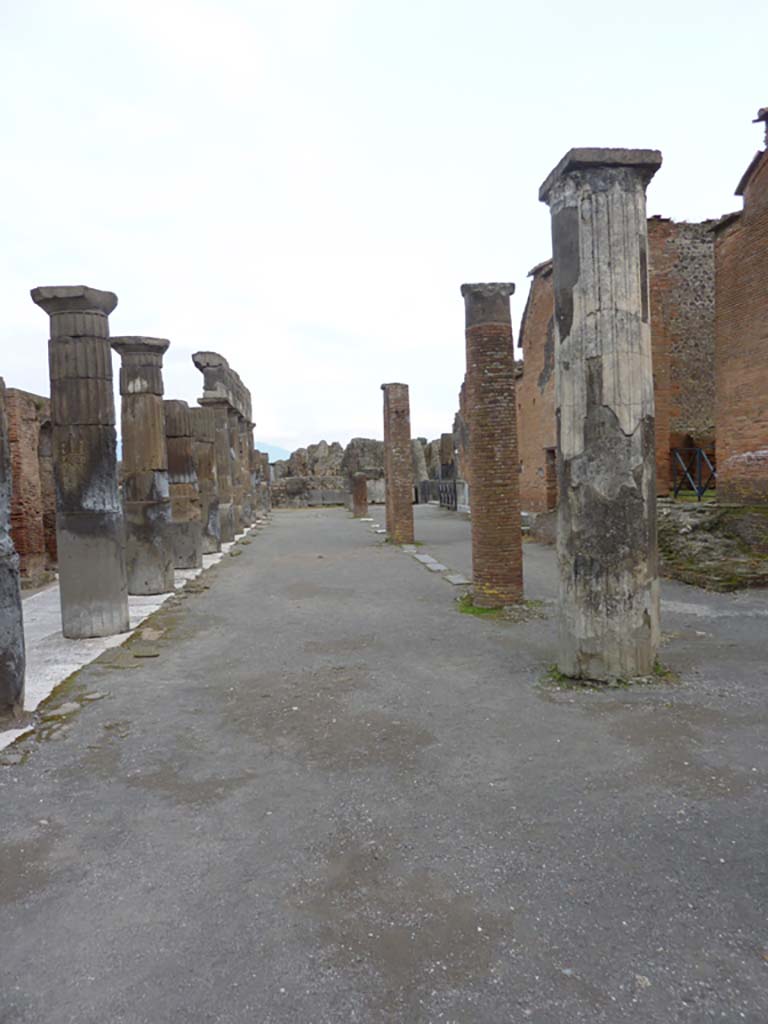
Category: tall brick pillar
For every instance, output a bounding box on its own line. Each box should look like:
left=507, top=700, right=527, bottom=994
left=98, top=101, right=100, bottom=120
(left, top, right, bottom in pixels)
left=31, top=285, right=129, bottom=638
left=0, top=379, right=25, bottom=715
left=190, top=407, right=221, bottom=554
left=461, top=283, right=523, bottom=607
left=381, top=383, right=414, bottom=544
left=540, top=148, right=661, bottom=682
left=351, top=472, right=369, bottom=517
left=112, top=337, right=175, bottom=595
left=164, top=400, right=203, bottom=569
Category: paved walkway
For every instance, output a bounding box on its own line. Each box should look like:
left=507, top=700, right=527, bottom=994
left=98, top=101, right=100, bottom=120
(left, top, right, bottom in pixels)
left=1, top=506, right=767, bottom=1023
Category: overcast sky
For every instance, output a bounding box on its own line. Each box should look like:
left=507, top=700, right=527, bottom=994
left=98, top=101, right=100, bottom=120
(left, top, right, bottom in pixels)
left=1, top=0, right=765, bottom=454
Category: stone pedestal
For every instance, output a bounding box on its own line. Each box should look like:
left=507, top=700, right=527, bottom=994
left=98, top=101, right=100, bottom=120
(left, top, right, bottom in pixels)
left=164, top=400, right=203, bottom=570
left=351, top=472, right=369, bottom=517
left=0, top=379, right=25, bottom=715
left=190, top=407, right=221, bottom=554
left=540, top=148, right=662, bottom=681
left=31, top=285, right=129, bottom=638
left=381, top=383, right=414, bottom=544
left=461, top=283, right=523, bottom=608
left=111, top=337, right=174, bottom=595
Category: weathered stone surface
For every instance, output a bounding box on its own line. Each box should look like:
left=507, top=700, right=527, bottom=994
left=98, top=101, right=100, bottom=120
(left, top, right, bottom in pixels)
left=31, top=285, right=129, bottom=638
left=351, top=472, right=368, bottom=517
left=382, top=383, right=414, bottom=545
left=0, top=378, right=25, bottom=715
left=112, top=337, right=174, bottom=595
left=411, top=439, right=428, bottom=482
left=4, top=388, right=53, bottom=583
left=164, top=400, right=203, bottom=570
left=541, top=148, right=661, bottom=681
left=462, top=283, right=523, bottom=607
left=191, top=407, right=221, bottom=554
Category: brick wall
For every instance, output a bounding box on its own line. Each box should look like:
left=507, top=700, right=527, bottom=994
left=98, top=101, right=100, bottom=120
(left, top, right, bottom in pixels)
left=518, top=220, right=716, bottom=509
left=714, top=140, right=768, bottom=504
left=5, top=388, right=52, bottom=579
left=648, top=217, right=716, bottom=493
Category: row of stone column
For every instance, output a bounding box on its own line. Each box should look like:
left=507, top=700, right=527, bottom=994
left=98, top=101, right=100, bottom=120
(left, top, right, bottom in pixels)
left=379, top=148, right=661, bottom=684
left=10, top=287, right=262, bottom=654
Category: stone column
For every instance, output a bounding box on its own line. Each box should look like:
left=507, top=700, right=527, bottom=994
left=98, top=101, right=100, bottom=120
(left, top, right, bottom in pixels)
left=238, top=417, right=253, bottom=525
left=228, top=410, right=243, bottom=534
left=440, top=432, right=455, bottom=480
left=164, top=400, right=203, bottom=569
left=0, top=379, right=25, bottom=716
left=200, top=402, right=235, bottom=542
left=31, top=285, right=129, bottom=638
left=461, top=283, right=523, bottom=608
left=539, top=148, right=662, bottom=682
left=190, top=407, right=221, bottom=554
left=111, top=337, right=174, bottom=595
left=351, top=472, right=369, bottom=517
left=381, top=383, right=414, bottom=544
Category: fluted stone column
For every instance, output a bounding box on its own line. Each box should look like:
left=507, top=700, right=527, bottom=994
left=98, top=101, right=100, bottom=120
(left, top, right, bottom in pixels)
left=31, top=285, right=129, bottom=638
left=351, top=472, right=368, bottom=518
left=462, top=283, right=523, bottom=608
left=381, top=383, right=414, bottom=545
left=190, top=407, right=221, bottom=554
left=0, top=379, right=25, bottom=715
left=540, top=148, right=662, bottom=682
left=111, top=337, right=174, bottom=595
left=201, top=403, right=235, bottom=542
left=164, top=400, right=203, bottom=569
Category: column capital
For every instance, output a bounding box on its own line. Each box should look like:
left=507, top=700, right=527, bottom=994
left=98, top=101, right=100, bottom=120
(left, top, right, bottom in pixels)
left=31, top=285, right=118, bottom=316
left=111, top=336, right=169, bottom=358
left=461, top=283, right=515, bottom=327
left=539, top=147, right=662, bottom=205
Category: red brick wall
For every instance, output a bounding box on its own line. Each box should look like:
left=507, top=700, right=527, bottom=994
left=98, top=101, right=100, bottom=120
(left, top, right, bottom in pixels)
left=5, top=388, right=51, bottom=577
left=517, top=264, right=556, bottom=513
left=715, top=149, right=768, bottom=504
left=517, top=221, right=715, bottom=508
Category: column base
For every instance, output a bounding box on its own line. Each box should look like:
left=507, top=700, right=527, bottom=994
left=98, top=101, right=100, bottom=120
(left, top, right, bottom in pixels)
left=56, top=513, right=130, bottom=638
left=0, top=547, right=25, bottom=713
left=169, top=521, right=204, bottom=570
left=219, top=503, right=236, bottom=543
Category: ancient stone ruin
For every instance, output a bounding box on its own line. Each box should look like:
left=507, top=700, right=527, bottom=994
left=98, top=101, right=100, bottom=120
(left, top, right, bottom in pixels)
left=540, top=148, right=662, bottom=682
left=381, top=383, right=414, bottom=545
left=164, top=400, right=203, bottom=571
left=461, top=283, right=523, bottom=607
left=0, top=378, right=25, bottom=716
left=111, top=337, right=175, bottom=595
left=31, top=285, right=129, bottom=639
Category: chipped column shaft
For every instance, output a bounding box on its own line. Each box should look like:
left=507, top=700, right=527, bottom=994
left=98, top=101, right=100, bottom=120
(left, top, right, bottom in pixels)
left=31, top=285, right=129, bottom=638
left=540, top=148, right=662, bottom=681
left=461, top=283, right=523, bottom=608
left=111, top=337, right=174, bottom=595
left=228, top=410, right=243, bottom=534
left=381, top=383, right=414, bottom=545
left=0, top=378, right=25, bottom=714
left=190, top=407, right=221, bottom=554
left=351, top=472, right=368, bottom=517
left=164, top=400, right=203, bottom=570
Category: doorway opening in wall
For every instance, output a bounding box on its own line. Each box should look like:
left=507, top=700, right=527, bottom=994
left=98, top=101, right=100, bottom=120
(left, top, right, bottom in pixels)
left=545, top=447, right=557, bottom=511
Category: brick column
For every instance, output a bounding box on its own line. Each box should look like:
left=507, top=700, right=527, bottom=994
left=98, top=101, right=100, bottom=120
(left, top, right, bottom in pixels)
left=0, top=379, right=25, bottom=715
left=540, top=148, right=661, bottom=682
left=111, top=337, right=174, bottom=595
left=381, top=383, right=414, bottom=544
left=164, top=400, right=203, bottom=569
left=461, top=283, right=523, bottom=607
left=31, top=285, right=129, bottom=638
left=190, top=407, right=221, bottom=554
left=351, top=472, right=368, bottom=517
